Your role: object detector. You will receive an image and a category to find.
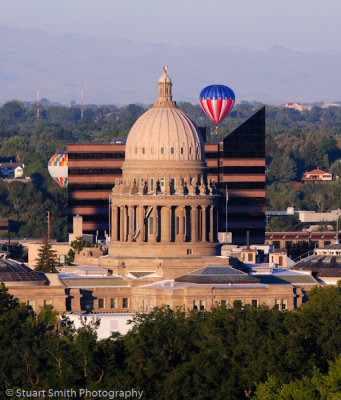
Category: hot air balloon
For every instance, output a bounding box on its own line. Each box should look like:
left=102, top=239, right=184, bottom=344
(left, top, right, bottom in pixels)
left=48, top=152, right=68, bottom=188
left=199, top=85, right=235, bottom=124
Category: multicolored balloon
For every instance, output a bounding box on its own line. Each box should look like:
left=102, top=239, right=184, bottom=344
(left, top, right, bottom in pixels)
left=48, top=152, right=68, bottom=187
left=199, top=85, right=235, bottom=124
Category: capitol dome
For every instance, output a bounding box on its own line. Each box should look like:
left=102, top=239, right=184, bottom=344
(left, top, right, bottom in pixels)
left=125, top=67, right=204, bottom=161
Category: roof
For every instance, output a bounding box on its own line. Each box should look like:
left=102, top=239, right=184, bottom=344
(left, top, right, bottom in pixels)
left=293, top=255, right=341, bottom=277
left=0, top=162, right=23, bottom=169
left=304, top=169, right=329, bottom=175
left=257, top=274, right=316, bottom=284
left=60, top=275, right=127, bottom=288
left=0, top=258, right=47, bottom=283
left=175, top=265, right=260, bottom=284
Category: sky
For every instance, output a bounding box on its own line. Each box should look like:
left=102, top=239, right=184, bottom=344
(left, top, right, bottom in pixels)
left=1, top=0, right=341, bottom=51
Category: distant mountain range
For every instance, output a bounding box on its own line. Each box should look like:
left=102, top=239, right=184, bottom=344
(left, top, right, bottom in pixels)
left=0, top=25, right=341, bottom=105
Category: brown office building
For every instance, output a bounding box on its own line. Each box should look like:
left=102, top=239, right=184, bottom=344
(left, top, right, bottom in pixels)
left=68, top=108, right=265, bottom=245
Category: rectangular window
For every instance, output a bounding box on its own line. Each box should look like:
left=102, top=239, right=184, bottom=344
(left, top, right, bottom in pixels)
left=181, top=178, right=185, bottom=186
left=140, top=177, right=144, bottom=186
left=282, top=299, right=287, bottom=310
left=176, top=216, right=180, bottom=235
left=148, top=216, right=154, bottom=235
left=98, top=298, right=104, bottom=309
left=252, top=299, right=258, bottom=308
left=275, top=299, right=280, bottom=309
left=170, top=178, right=175, bottom=187
left=200, top=300, right=205, bottom=311
left=44, top=300, right=52, bottom=306
left=122, top=298, right=129, bottom=309
left=233, top=300, right=242, bottom=309
left=160, top=177, right=165, bottom=191
left=27, top=300, right=35, bottom=310
left=150, top=178, right=154, bottom=192
left=187, top=248, right=192, bottom=255
left=193, top=300, right=198, bottom=310
left=110, top=298, right=117, bottom=309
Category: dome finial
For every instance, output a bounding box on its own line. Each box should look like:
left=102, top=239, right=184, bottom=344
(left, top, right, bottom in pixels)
left=163, top=65, right=168, bottom=74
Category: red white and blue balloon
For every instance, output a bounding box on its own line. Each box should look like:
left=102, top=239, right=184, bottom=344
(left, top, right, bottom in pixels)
left=199, top=85, right=235, bottom=124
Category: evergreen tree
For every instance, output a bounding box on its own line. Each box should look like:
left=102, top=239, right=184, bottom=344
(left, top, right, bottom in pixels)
left=35, top=238, right=59, bottom=272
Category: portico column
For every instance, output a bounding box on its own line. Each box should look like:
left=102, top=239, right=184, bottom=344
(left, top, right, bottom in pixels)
left=112, top=206, right=118, bottom=241
left=176, top=206, right=184, bottom=243
left=167, top=206, right=172, bottom=243
left=128, top=205, right=134, bottom=242
left=120, top=206, right=125, bottom=242
left=210, top=205, right=214, bottom=242
left=153, top=205, right=158, bottom=242
left=191, top=206, right=196, bottom=242
left=180, top=206, right=185, bottom=242
left=137, top=205, right=144, bottom=243
left=202, top=206, right=206, bottom=242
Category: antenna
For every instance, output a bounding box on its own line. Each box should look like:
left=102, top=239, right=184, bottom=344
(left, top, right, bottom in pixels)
left=81, top=81, right=84, bottom=120
left=36, top=81, right=40, bottom=125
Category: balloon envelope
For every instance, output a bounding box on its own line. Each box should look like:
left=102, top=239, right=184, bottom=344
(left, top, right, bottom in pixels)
left=199, top=85, right=235, bottom=124
left=48, top=152, right=68, bottom=187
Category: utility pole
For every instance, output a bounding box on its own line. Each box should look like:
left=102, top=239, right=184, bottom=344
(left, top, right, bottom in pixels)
left=81, top=81, right=84, bottom=120
left=36, top=81, right=40, bottom=125
left=47, top=211, right=50, bottom=242
left=7, top=219, right=10, bottom=256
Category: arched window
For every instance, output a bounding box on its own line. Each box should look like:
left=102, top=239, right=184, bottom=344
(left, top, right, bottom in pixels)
left=161, top=147, right=164, bottom=154
left=181, top=147, right=184, bottom=155
left=189, top=147, right=192, bottom=154
left=171, top=147, right=174, bottom=154
left=142, top=147, right=145, bottom=154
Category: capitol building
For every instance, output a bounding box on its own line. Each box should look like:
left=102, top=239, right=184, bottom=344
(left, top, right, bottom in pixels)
left=5, top=68, right=315, bottom=330
left=110, top=66, right=220, bottom=259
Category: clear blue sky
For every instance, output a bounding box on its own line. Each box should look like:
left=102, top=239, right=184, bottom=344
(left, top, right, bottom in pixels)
left=1, top=0, right=340, bottom=51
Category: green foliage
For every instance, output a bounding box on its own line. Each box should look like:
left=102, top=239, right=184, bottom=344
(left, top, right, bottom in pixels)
left=35, top=238, right=60, bottom=272
left=286, top=241, right=316, bottom=260
left=267, top=215, right=303, bottom=232
left=0, top=285, right=341, bottom=399
left=70, top=236, right=91, bottom=253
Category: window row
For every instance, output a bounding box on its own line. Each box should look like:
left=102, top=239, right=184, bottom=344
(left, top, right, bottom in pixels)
left=135, top=146, right=199, bottom=156
left=97, top=297, right=129, bottom=309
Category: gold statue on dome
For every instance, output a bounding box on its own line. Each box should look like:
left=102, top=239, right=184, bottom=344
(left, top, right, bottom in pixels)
left=163, top=65, right=168, bottom=74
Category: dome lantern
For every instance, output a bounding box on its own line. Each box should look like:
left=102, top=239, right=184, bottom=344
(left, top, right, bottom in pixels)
left=154, top=65, right=176, bottom=108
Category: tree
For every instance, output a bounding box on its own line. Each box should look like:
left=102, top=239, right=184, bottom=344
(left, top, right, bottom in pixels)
left=267, top=216, right=303, bottom=232
left=70, top=236, right=91, bottom=254
left=35, top=238, right=60, bottom=272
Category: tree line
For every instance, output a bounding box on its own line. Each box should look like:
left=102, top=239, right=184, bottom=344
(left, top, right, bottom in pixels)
left=1, top=283, right=341, bottom=399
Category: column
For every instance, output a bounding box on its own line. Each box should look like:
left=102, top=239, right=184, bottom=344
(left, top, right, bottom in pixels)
left=191, top=206, right=196, bottom=242
left=202, top=206, right=206, bottom=242
left=209, top=205, right=214, bottom=242
left=137, top=206, right=144, bottom=243
left=176, top=206, right=184, bottom=243
left=153, top=205, right=158, bottom=242
left=112, top=206, right=118, bottom=241
left=180, top=206, right=185, bottom=242
left=167, top=206, right=172, bottom=243
left=120, top=206, right=125, bottom=242
left=128, top=205, right=134, bottom=242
